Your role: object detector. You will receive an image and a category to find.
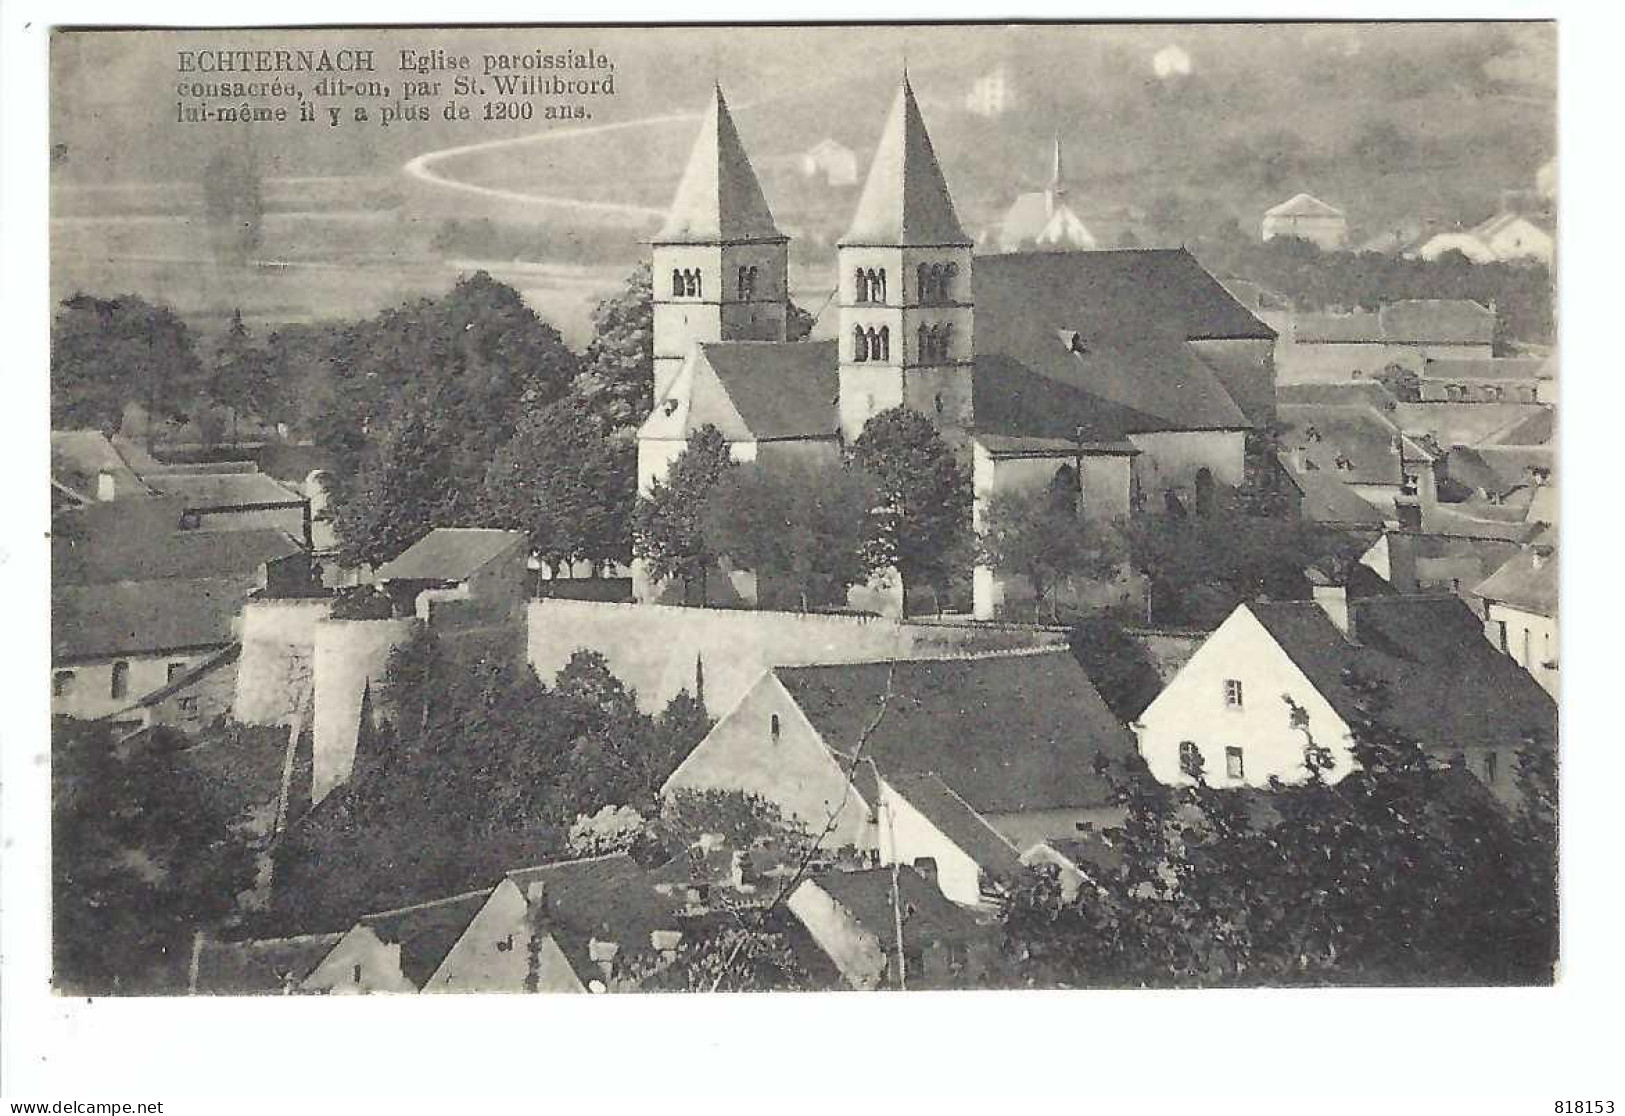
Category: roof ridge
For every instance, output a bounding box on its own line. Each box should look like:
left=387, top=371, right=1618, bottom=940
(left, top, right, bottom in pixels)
left=360, top=885, right=495, bottom=922
left=774, top=645, right=1072, bottom=673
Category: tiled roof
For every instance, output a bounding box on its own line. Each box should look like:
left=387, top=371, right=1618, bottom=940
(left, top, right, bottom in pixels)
left=811, top=866, right=986, bottom=946
left=774, top=649, right=1137, bottom=814
left=1278, top=455, right=1386, bottom=527
left=1248, top=596, right=1555, bottom=753
left=372, top=528, right=525, bottom=582
left=1279, top=404, right=1414, bottom=486
left=143, top=471, right=303, bottom=507
left=1487, top=408, right=1554, bottom=447
left=52, top=576, right=254, bottom=660
left=1265, top=192, right=1344, bottom=219
left=50, top=429, right=151, bottom=498
left=192, top=932, right=345, bottom=994
left=1422, top=357, right=1545, bottom=383
left=1277, top=381, right=1398, bottom=410
left=1291, top=311, right=1383, bottom=344
left=694, top=341, right=840, bottom=440
left=53, top=499, right=303, bottom=584
left=884, top=773, right=1023, bottom=879
left=1422, top=504, right=1544, bottom=543
left=656, top=85, right=784, bottom=244
left=971, top=353, right=1156, bottom=448
left=359, top=889, right=493, bottom=989
left=1379, top=300, right=1495, bottom=345
left=842, top=78, right=970, bottom=247
left=1474, top=548, right=1557, bottom=617
left=505, top=853, right=684, bottom=985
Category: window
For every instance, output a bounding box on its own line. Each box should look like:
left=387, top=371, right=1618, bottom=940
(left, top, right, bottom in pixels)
left=672, top=268, right=683, bottom=297
left=852, top=325, right=868, bottom=363
left=495, top=934, right=514, bottom=953
left=110, top=660, right=130, bottom=700
left=1497, top=619, right=1509, bottom=653
left=352, top=964, right=363, bottom=983
left=876, top=326, right=890, bottom=361
left=178, top=696, right=199, bottom=714
left=770, top=714, right=781, bottom=743
left=917, top=263, right=931, bottom=303
left=1225, top=746, right=1245, bottom=781
left=855, top=268, right=868, bottom=303
left=1483, top=750, right=1499, bottom=785
left=1223, top=679, right=1243, bottom=709
left=941, top=262, right=957, bottom=301
left=52, top=670, right=75, bottom=698
left=873, top=269, right=887, bottom=303
left=167, top=661, right=187, bottom=683
left=934, top=392, right=944, bottom=416
left=1305, top=745, right=1334, bottom=772
left=1178, top=740, right=1202, bottom=779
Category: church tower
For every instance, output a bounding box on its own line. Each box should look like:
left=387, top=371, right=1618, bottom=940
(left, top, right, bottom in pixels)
left=837, top=76, right=974, bottom=445
left=650, top=85, right=789, bottom=404
left=1045, top=133, right=1067, bottom=217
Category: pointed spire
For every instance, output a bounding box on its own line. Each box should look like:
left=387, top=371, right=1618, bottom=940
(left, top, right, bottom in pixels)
left=1050, top=133, right=1067, bottom=195
left=841, top=76, right=970, bottom=247
left=656, top=85, right=784, bottom=244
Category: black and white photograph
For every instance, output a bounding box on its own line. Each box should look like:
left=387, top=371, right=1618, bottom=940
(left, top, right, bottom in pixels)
left=5, top=8, right=1611, bottom=1107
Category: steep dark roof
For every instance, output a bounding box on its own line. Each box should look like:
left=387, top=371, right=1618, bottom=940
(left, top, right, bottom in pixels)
left=1248, top=596, right=1555, bottom=753
left=1488, top=408, right=1554, bottom=447
left=50, top=429, right=150, bottom=498
left=841, top=78, right=969, bottom=247
left=1279, top=404, right=1422, bottom=486
left=774, top=650, right=1136, bottom=814
left=52, top=576, right=253, bottom=660
left=976, top=250, right=1275, bottom=345
left=812, top=867, right=986, bottom=946
left=656, top=85, right=784, bottom=244
left=884, top=773, right=1023, bottom=878
left=1278, top=455, right=1387, bottom=527
left=971, top=353, right=1149, bottom=448
left=506, top=853, right=683, bottom=985
left=193, top=932, right=344, bottom=994
left=1474, top=549, right=1557, bottom=617
left=359, top=889, right=492, bottom=989
left=698, top=341, right=839, bottom=440
left=373, top=528, right=524, bottom=582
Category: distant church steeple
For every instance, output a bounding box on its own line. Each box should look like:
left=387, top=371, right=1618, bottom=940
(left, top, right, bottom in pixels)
left=650, top=85, right=789, bottom=402
left=1046, top=133, right=1068, bottom=216
left=836, top=75, right=975, bottom=446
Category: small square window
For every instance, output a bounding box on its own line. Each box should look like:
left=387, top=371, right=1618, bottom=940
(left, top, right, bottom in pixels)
left=1223, top=679, right=1244, bottom=709
left=1178, top=740, right=1202, bottom=779
left=1225, top=746, right=1245, bottom=780
left=179, top=696, right=199, bottom=714
left=52, top=670, right=75, bottom=698
left=1483, top=751, right=1498, bottom=784
left=167, top=661, right=188, bottom=683
left=352, top=963, right=362, bottom=983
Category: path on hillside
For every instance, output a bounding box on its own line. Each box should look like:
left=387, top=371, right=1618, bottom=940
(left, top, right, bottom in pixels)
left=403, top=109, right=699, bottom=220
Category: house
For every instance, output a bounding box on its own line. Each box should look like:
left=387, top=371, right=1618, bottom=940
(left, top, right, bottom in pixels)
left=302, top=888, right=494, bottom=994
left=371, top=527, right=529, bottom=619
left=964, top=66, right=1015, bottom=117
left=1359, top=529, right=1523, bottom=605
left=50, top=429, right=157, bottom=503
left=53, top=497, right=307, bottom=587
left=425, top=852, right=690, bottom=994
left=140, top=467, right=310, bottom=540
left=875, top=772, right=1026, bottom=906
left=1414, top=213, right=1554, bottom=266
left=799, top=138, right=859, bottom=186
left=1474, top=546, right=1558, bottom=697
left=52, top=576, right=262, bottom=724
left=988, top=137, right=1097, bottom=254
left=663, top=648, right=1138, bottom=855
left=1134, top=589, right=1557, bottom=804
left=1277, top=403, right=1439, bottom=522
left=1419, top=356, right=1547, bottom=403
left=1275, top=452, right=1388, bottom=531
left=1261, top=193, right=1348, bottom=250
left=786, top=865, right=996, bottom=989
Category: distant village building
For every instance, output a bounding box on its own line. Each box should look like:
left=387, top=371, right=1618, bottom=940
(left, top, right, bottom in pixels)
left=1261, top=192, right=1349, bottom=250
left=1536, top=157, right=1557, bottom=202
left=964, top=66, right=1016, bottom=117
left=799, top=138, right=859, bottom=187
left=1274, top=298, right=1495, bottom=383
left=1277, top=402, right=1439, bottom=523
left=1134, top=592, right=1556, bottom=805
left=1419, top=356, right=1548, bottom=404
left=987, top=136, right=1098, bottom=253
left=1152, top=44, right=1193, bottom=79
left=1413, top=213, right=1554, bottom=267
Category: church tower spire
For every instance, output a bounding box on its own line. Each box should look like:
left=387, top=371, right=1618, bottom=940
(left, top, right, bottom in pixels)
left=650, top=85, right=789, bottom=403
left=1046, top=132, right=1067, bottom=215
left=836, top=76, right=975, bottom=446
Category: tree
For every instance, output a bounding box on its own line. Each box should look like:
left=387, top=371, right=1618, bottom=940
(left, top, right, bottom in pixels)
left=53, top=719, right=256, bottom=993
left=574, top=262, right=655, bottom=438
left=977, top=486, right=1128, bottom=619
left=51, top=293, right=205, bottom=433
left=701, top=460, right=874, bottom=611
left=633, top=424, right=736, bottom=603
left=484, top=394, right=635, bottom=575
left=205, top=309, right=277, bottom=443
left=332, top=400, right=460, bottom=568
left=850, top=407, right=973, bottom=602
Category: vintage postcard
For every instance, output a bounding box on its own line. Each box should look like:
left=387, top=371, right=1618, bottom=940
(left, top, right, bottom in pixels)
left=44, top=21, right=1557, bottom=1000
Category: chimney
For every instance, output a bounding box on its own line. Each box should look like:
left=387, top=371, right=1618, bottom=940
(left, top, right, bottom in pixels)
left=525, top=879, right=548, bottom=908
left=1288, top=445, right=1308, bottom=473
left=1312, top=582, right=1354, bottom=640
left=1531, top=546, right=1551, bottom=571
left=912, top=857, right=939, bottom=890
left=1394, top=498, right=1422, bottom=531
left=96, top=469, right=117, bottom=502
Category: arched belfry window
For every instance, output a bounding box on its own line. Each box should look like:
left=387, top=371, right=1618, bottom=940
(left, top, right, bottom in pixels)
left=876, top=326, right=890, bottom=361
left=672, top=269, right=684, bottom=297
left=855, top=268, right=868, bottom=304
left=917, top=264, right=930, bottom=304
left=940, top=322, right=953, bottom=359
left=853, top=325, right=869, bottom=363
left=875, top=269, right=887, bottom=303
left=918, top=323, right=930, bottom=359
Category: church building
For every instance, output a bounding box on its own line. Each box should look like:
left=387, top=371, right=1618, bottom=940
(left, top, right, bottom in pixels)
left=637, top=79, right=1278, bottom=619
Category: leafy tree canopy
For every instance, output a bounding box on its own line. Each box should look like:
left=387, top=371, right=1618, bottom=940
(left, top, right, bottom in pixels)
left=633, top=424, right=736, bottom=600
left=850, top=407, right=973, bottom=594
left=51, top=293, right=205, bottom=433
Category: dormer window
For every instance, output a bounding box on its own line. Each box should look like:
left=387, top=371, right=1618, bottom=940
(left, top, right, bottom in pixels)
left=662, top=398, right=679, bottom=417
